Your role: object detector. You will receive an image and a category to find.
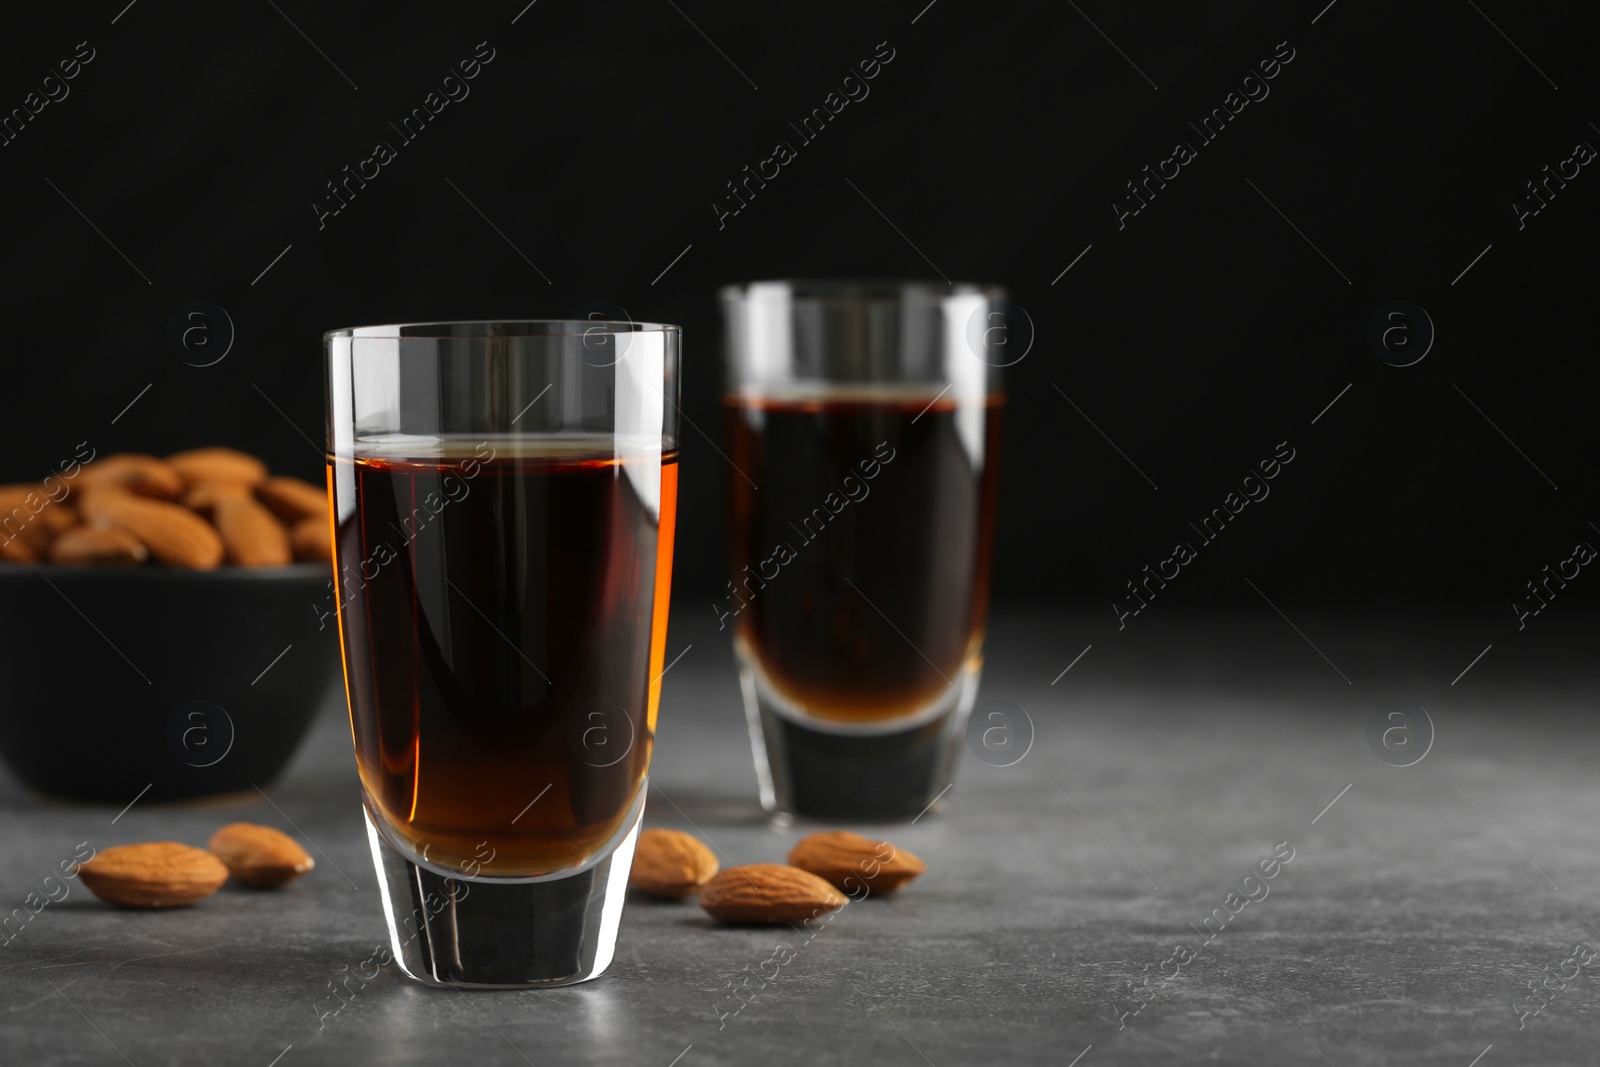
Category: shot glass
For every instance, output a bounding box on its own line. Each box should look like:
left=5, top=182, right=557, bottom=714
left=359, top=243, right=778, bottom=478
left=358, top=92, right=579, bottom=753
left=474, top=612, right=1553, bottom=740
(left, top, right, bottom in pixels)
left=720, top=281, right=1005, bottom=821
left=325, top=320, right=679, bottom=987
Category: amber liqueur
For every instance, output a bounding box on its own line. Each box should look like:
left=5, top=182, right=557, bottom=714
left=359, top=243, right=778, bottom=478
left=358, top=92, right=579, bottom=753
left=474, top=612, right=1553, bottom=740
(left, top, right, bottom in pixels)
left=331, top=437, right=676, bottom=876
left=725, top=389, right=1000, bottom=718
left=723, top=388, right=1000, bottom=816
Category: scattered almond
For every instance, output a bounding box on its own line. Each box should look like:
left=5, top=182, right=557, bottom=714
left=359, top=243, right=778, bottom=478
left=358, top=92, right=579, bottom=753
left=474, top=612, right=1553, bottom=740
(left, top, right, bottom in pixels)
left=81, top=490, right=224, bottom=569
left=208, top=823, right=315, bottom=888
left=699, top=864, right=847, bottom=924
left=76, top=842, right=229, bottom=908
left=167, top=447, right=268, bottom=488
left=77, top=454, right=185, bottom=500
left=213, top=496, right=291, bottom=567
left=630, top=829, right=719, bottom=898
left=788, top=831, right=926, bottom=893
left=48, top=525, right=148, bottom=566
left=256, top=476, right=328, bottom=524
left=289, top=516, right=332, bottom=563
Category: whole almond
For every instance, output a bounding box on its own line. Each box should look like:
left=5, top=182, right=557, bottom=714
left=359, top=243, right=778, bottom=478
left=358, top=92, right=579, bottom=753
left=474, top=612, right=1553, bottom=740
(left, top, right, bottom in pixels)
left=0, top=537, right=37, bottom=564
left=630, top=828, right=719, bottom=898
left=699, top=864, right=847, bottom=924
left=76, top=842, right=229, bottom=908
left=167, top=447, right=268, bottom=488
left=77, top=454, right=185, bottom=500
left=256, top=476, right=329, bottom=524
left=81, top=490, right=223, bottom=569
left=182, top=481, right=252, bottom=516
left=788, top=831, right=926, bottom=894
left=208, top=823, right=315, bottom=888
left=0, top=488, right=54, bottom=551
left=214, top=496, right=291, bottom=567
left=0, top=483, right=40, bottom=504
left=0, top=490, right=81, bottom=539
left=48, top=525, right=148, bottom=566
left=37, top=501, right=80, bottom=536
left=289, top=516, right=332, bottom=563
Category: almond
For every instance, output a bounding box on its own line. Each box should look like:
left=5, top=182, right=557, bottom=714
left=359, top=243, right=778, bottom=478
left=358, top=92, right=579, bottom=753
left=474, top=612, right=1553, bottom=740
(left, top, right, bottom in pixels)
left=37, top=501, right=80, bottom=536
left=48, top=525, right=148, bottom=566
left=208, top=823, right=315, bottom=888
left=76, top=454, right=185, bottom=500
left=0, top=487, right=55, bottom=551
left=0, top=537, right=37, bottom=564
left=76, top=842, right=229, bottom=908
left=81, top=490, right=223, bottom=569
left=181, top=480, right=252, bottom=516
left=630, top=828, right=719, bottom=898
left=0, top=483, right=40, bottom=504
left=0, top=491, right=80, bottom=539
left=256, top=476, right=329, bottom=524
left=289, top=516, right=332, bottom=563
left=788, top=831, right=926, bottom=893
left=699, top=864, right=847, bottom=924
left=213, top=496, right=291, bottom=567
left=167, top=447, right=268, bottom=488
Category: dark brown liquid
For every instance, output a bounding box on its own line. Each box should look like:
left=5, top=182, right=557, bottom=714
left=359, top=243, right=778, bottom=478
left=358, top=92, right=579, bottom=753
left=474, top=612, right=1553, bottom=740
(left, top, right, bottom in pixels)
left=330, top=440, right=676, bottom=876
left=724, top=392, right=1001, bottom=722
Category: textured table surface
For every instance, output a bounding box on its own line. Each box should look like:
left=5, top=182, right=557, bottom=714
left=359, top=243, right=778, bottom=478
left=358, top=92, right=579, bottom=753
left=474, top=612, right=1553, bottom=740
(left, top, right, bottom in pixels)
left=2, top=607, right=1597, bottom=1067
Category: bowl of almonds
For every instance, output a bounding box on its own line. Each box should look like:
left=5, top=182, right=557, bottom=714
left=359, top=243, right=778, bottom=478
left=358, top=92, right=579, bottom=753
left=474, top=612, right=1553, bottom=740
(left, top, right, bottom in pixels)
left=0, top=447, right=341, bottom=802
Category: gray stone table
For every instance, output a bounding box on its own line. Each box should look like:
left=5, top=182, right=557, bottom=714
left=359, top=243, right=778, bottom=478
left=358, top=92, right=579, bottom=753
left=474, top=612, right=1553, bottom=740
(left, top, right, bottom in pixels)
left=2, top=607, right=1597, bottom=1066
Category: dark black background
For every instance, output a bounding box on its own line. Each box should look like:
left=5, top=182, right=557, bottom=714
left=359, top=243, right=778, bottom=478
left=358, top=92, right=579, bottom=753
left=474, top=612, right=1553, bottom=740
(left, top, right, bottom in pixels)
left=2, top=0, right=1595, bottom=632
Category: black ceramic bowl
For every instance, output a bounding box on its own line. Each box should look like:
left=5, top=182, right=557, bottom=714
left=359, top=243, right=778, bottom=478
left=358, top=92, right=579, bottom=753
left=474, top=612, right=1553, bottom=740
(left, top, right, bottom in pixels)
left=0, top=563, right=342, bottom=802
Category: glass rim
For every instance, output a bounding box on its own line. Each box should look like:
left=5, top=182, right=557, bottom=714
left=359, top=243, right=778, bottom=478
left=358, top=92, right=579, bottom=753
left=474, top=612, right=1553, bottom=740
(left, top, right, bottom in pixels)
left=718, top=278, right=1008, bottom=303
left=324, top=319, right=682, bottom=342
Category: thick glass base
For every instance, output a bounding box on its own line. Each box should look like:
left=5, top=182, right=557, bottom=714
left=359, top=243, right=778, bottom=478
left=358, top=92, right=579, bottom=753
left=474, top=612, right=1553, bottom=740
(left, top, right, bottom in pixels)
left=362, top=798, right=642, bottom=989
left=739, top=656, right=980, bottom=822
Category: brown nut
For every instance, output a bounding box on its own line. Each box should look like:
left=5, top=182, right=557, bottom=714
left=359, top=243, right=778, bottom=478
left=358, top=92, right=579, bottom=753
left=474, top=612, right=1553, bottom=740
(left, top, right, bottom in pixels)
left=76, top=455, right=185, bottom=501
left=181, top=481, right=252, bottom=517
left=80, top=490, right=223, bottom=569
left=75, top=457, right=183, bottom=502
left=629, top=828, right=720, bottom=898
left=48, top=525, right=148, bottom=566
left=787, top=830, right=926, bottom=894
left=0, top=487, right=55, bottom=551
left=0, top=537, right=37, bottom=564
left=699, top=864, right=847, bottom=924
left=0, top=483, right=42, bottom=505
left=289, top=516, right=332, bottom=563
left=208, top=823, right=315, bottom=888
left=213, top=496, right=291, bottom=567
left=256, top=476, right=329, bottom=524
left=37, top=501, right=80, bottom=536
left=166, top=447, right=268, bottom=488
left=76, top=843, right=229, bottom=908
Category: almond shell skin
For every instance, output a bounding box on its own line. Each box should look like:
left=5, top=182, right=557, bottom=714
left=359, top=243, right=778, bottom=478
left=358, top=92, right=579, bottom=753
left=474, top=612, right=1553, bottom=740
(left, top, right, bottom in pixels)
left=699, top=864, right=847, bottom=924
left=787, top=830, right=926, bottom=893
left=77, top=842, right=229, bottom=908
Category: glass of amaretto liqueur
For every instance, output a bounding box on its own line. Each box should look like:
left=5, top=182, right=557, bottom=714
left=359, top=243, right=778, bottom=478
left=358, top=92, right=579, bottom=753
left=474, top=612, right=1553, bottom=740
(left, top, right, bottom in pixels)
left=325, top=320, right=679, bottom=987
left=720, top=281, right=1004, bottom=821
